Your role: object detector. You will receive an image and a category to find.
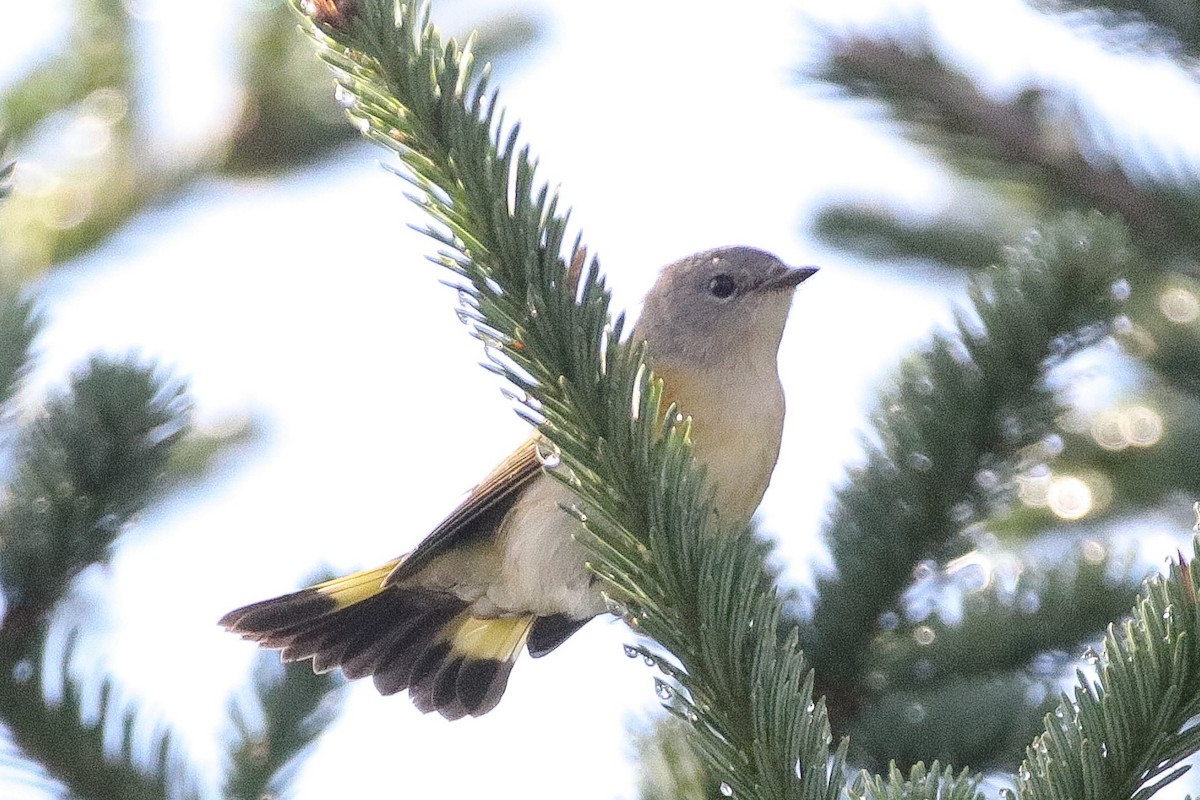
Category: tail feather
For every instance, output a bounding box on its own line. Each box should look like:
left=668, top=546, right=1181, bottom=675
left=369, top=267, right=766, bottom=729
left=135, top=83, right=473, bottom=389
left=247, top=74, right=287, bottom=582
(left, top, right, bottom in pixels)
left=221, top=565, right=534, bottom=719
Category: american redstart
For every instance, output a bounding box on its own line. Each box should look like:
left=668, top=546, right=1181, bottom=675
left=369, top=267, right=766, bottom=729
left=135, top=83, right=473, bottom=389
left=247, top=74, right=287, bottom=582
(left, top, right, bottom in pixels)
left=220, top=246, right=816, bottom=719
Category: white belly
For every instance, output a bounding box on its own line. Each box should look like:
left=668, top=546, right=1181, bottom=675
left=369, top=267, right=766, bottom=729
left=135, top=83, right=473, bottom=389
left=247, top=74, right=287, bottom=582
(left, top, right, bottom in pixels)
left=422, top=371, right=785, bottom=620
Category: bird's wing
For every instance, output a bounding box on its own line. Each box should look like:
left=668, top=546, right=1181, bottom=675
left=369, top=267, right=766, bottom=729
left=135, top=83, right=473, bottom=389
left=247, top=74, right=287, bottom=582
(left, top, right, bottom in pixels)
left=384, top=437, right=545, bottom=586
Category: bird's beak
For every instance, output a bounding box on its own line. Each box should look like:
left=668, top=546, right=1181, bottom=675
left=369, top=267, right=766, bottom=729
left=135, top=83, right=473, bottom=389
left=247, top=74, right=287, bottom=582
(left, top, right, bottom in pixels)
left=761, top=264, right=819, bottom=291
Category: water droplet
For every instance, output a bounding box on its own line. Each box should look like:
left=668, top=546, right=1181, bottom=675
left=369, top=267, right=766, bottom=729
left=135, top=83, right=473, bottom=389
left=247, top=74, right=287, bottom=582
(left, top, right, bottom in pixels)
left=907, top=452, right=932, bottom=472
left=1110, top=278, right=1131, bottom=301
left=333, top=84, right=357, bottom=109
left=975, top=469, right=999, bottom=490
left=623, top=644, right=638, bottom=659
left=950, top=560, right=989, bottom=592
left=1163, top=605, right=1175, bottom=623
left=877, top=610, right=900, bottom=631
left=1042, top=433, right=1064, bottom=455
left=642, top=654, right=657, bottom=668
left=1082, top=647, right=1100, bottom=665
left=1018, top=590, right=1041, bottom=615
left=685, top=708, right=698, bottom=723
left=603, top=594, right=627, bottom=617
left=1002, top=414, right=1023, bottom=443
left=904, top=702, right=927, bottom=724
left=535, top=440, right=561, bottom=468
left=794, top=759, right=804, bottom=779
left=1159, top=287, right=1200, bottom=324
left=913, top=560, right=937, bottom=581
left=654, top=677, right=673, bottom=701
left=1100, top=741, right=1108, bottom=757
left=352, top=115, right=370, bottom=134
left=913, top=625, right=936, bottom=646
left=865, top=670, right=888, bottom=691
left=950, top=501, right=975, bottom=524
left=1111, top=314, right=1133, bottom=334
left=719, top=782, right=734, bottom=797
left=11, top=660, right=32, bottom=683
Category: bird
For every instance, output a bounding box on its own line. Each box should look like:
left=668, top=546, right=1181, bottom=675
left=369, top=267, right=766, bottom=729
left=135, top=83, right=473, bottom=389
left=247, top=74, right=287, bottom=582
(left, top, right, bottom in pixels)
left=219, top=246, right=817, bottom=720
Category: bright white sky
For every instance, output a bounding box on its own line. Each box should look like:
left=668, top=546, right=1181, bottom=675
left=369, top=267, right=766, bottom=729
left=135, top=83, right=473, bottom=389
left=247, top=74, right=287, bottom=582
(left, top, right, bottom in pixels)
left=4, top=0, right=1200, bottom=798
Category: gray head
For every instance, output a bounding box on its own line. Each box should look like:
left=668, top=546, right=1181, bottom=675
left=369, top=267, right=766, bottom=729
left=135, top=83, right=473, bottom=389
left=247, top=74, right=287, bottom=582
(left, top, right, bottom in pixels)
left=636, top=246, right=817, bottom=371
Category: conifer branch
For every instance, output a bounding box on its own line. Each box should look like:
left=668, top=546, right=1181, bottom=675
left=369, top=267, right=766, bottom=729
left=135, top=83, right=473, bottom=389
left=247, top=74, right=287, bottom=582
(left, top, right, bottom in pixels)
left=1033, top=0, right=1200, bottom=68
left=0, top=630, right=198, bottom=800
left=224, top=651, right=344, bottom=800
left=812, top=29, right=1200, bottom=260
left=0, top=287, right=37, bottom=409
left=1009, top=544, right=1200, bottom=798
left=0, top=358, right=190, bottom=796
left=804, top=214, right=1139, bottom=695
left=290, top=2, right=1200, bottom=798
left=811, top=204, right=1006, bottom=271
left=292, top=2, right=844, bottom=796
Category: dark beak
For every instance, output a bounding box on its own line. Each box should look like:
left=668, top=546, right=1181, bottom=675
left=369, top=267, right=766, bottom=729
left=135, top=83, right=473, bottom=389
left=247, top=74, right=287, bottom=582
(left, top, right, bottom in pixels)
left=762, top=264, right=819, bottom=291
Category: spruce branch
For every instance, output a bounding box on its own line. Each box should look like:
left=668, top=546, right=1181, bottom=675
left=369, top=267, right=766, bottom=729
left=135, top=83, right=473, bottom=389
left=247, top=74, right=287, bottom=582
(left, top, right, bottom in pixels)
left=224, top=651, right=344, bottom=800
left=0, top=358, right=191, bottom=797
left=811, top=204, right=1007, bottom=271
left=292, top=1, right=846, bottom=796
left=1008, top=543, right=1200, bottom=799
left=811, top=29, right=1200, bottom=259
left=0, top=630, right=199, bottom=800
left=847, top=761, right=982, bottom=800
left=805, top=213, right=1139, bottom=695
left=0, top=358, right=189, bottom=640
left=1033, top=0, right=1200, bottom=68
left=871, top=548, right=1136, bottom=692
left=0, top=154, right=38, bottom=410
left=223, top=569, right=345, bottom=800
left=288, top=2, right=1200, bottom=798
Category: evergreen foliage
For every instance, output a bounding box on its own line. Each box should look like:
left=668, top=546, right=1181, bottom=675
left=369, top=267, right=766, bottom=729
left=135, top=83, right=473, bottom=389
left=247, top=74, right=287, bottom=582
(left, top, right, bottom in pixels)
left=4, top=0, right=1200, bottom=798
left=0, top=141, right=341, bottom=796
left=224, top=632, right=345, bottom=800
left=765, top=0, right=1200, bottom=788
left=0, top=0, right=538, bottom=275
left=288, top=1, right=1200, bottom=798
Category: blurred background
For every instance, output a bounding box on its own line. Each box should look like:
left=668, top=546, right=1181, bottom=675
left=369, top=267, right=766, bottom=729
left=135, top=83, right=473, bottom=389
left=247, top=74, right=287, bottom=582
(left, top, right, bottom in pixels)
left=2, top=0, right=1200, bottom=798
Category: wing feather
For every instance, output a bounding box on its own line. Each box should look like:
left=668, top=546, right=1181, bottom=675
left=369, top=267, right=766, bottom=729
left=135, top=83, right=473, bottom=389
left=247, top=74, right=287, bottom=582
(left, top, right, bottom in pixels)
left=385, top=437, right=543, bottom=585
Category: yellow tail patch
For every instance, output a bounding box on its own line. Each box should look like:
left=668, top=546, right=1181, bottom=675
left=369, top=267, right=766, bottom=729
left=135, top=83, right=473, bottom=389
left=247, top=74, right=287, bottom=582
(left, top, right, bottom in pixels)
left=314, top=558, right=404, bottom=610
left=446, top=613, right=532, bottom=662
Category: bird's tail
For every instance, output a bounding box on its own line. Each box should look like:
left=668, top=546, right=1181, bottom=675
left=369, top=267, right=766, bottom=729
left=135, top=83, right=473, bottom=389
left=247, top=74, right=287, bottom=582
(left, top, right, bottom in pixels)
left=219, top=561, right=533, bottom=720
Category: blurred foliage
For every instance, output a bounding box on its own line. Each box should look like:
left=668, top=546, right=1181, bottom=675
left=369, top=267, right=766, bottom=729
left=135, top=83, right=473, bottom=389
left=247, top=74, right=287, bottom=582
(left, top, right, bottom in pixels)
left=0, top=0, right=540, bottom=276
left=696, top=0, right=1200, bottom=784
left=224, top=572, right=344, bottom=800
left=1035, top=0, right=1200, bottom=66
left=0, top=0, right=538, bottom=794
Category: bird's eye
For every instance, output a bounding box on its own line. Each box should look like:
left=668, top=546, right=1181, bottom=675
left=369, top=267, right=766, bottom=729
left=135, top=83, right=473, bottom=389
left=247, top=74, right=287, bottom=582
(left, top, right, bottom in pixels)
left=708, top=274, right=737, bottom=299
